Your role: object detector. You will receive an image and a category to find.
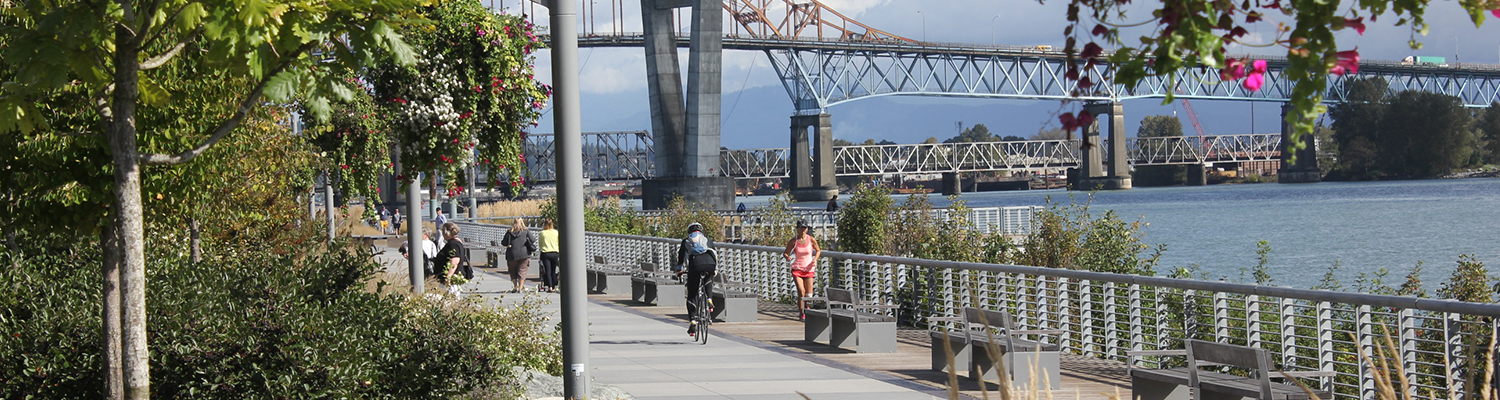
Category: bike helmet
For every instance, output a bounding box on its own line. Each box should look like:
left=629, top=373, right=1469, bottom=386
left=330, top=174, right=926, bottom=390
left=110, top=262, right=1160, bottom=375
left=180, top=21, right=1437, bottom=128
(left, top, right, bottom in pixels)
left=686, top=222, right=703, bottom=232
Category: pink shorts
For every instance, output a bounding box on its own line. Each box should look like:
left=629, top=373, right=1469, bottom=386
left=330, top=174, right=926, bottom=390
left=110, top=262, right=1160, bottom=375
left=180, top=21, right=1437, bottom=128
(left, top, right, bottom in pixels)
left=792, top=268, right=816, bottom=278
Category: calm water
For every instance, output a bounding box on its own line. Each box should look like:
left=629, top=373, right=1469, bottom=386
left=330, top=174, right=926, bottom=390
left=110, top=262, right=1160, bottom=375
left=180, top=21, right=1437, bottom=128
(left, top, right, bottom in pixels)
left=722, top=178, right=1500, bottom=289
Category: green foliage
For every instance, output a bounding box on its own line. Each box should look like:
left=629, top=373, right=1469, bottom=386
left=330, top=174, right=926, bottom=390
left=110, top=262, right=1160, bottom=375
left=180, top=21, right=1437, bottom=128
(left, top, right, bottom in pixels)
left=1137, top=115, right=1184, bottom=138
left=371, top=0, right=549, bottom=193
left=943, top=123, right=997, bottom=143
left=1133, top=115, right=1189, bottom=186
left=1251, top=240, right=1273, bottom=285
left=1019, top=195, right=1161, bottom=275
left=539, top=196, right=644, bottom=236
left=1329, top=80, right=1482, bottom=179
left=837, top=184, right=894, bottom=254
left=306, top=76, right=391, bottom=212
left=743, top=191, right=800, bottom=246
left=646, top=197, right=724, bottom=241
left=0, top=233, right=560, bottom=399
left=1310, top=262, right=1343, bottom=291
left=1482, top=102, right=1500, bottom=164
left=1439, top=255, right=1493, bottom=303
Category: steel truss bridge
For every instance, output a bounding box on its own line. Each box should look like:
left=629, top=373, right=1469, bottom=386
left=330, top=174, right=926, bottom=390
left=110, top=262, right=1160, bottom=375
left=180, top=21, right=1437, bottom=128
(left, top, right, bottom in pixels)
left=522, top=131, right=1281, bottom=182
left=569, top=34, right=1500, bottom=113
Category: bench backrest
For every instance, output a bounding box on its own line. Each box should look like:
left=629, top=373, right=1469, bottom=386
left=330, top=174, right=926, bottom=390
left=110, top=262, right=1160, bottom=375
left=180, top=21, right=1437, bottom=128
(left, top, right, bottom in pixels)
left=962, top=307, right=1016, bottom=331
left=827, top=288, right=856, bottom=304
left=640, top=262, right=657, bottom=272
left=1185, top=340, right=1275, bottom=400
left=594, top=255, right=607, bottom=264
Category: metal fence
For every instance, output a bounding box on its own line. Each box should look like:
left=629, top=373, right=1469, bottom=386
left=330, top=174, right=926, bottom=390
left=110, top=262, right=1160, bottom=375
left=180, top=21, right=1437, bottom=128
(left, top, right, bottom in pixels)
left=634, top=206, right=1040, bottom=244
left=582, top=230, right=1500, bottom=400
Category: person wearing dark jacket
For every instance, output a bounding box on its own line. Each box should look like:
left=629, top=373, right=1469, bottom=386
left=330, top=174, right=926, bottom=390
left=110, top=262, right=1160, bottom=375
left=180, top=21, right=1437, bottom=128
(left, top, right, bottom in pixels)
left=674, top=222, right=717, bottom=336
left=502, top=218, right=537, bottom=292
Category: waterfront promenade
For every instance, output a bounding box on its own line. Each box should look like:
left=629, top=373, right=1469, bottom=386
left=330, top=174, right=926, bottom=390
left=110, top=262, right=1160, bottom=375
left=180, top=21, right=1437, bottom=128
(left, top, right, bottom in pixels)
left=373, top=246, right=1130, bottom=400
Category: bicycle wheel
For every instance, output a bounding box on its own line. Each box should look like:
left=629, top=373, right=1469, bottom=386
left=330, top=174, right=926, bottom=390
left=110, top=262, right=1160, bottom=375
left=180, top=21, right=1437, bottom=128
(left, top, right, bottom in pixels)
left=697, top=293, right=710, bottom=345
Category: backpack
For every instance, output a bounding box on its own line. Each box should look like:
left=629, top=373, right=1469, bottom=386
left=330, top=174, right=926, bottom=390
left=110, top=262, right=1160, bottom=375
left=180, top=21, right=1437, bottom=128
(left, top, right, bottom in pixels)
left=686, top=232, right=716, bottom=270
left=687, top=232, right=711, bottom=254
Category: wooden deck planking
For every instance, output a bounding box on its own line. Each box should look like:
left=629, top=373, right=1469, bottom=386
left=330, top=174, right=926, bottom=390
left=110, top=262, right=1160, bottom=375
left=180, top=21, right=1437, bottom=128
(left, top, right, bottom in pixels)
left=594, top=293, right=1132, bottom=400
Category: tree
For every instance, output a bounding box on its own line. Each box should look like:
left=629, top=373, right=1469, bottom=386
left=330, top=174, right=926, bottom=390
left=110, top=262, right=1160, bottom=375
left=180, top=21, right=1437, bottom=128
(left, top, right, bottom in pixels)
left=1, top=0, right=426, bottom=397
left=1328, top=77, right=1388, bottom=179
left=922, top=137, right=941, bottom=144
left=999, top=135, right=1027, bottom=142
left=943, top=123, right=996, bottom=143
left=1378, top=91, right=1474, bottom=177
left=1032, top=128, right=1068, bottom=141
left=1133, top=115, right=1186, bottom=186
left=1479, top=102, right=1500, bottom=164
left=1060, top=1, right=1500, bottom=155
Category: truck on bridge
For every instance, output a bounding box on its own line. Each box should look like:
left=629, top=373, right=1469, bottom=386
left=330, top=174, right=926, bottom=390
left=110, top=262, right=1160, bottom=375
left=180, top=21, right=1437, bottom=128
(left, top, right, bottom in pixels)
left=1401, top=56, right=1448, bottom=66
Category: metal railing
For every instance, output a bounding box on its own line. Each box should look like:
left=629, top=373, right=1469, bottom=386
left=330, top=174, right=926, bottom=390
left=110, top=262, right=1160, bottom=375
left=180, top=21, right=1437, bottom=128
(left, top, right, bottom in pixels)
left=633, top=206, right=1040, bottom=244
left=580, top=230, right=1500, bottom=400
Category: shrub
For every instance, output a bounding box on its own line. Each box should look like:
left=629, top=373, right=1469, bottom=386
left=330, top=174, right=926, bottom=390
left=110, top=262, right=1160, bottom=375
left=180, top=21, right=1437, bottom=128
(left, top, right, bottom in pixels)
left=742, top=191, right=799, bottom=246
left=836, top=184, right=894, bottom=255
left=645, top=196, right=724, bottom=241
left=0, top=234, right=559, bottom=399
left=1019, top=195, right=1160, bottom=275
left=539, top=196, right=645, bottom=236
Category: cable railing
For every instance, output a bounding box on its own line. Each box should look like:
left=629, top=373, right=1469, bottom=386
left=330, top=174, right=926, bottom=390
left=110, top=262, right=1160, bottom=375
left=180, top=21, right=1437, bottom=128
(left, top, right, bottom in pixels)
left=633, top=206, right=1040, bottom=243
left=576, top=230, right=1500, bottom=400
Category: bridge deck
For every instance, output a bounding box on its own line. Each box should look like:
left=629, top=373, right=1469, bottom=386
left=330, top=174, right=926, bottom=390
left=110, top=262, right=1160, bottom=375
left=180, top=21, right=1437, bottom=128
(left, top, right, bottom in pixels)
left=614, top=293, right=1132, bottom=400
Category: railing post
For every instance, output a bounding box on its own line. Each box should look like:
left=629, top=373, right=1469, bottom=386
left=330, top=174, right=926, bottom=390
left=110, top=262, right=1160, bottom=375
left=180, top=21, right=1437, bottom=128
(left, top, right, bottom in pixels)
left=1446, top=312, right=1466, bottom=400
left=1130, top=283, right=1143, bottom=359
left=1213, top=292, right=1229, bottom=343
left=1081, top=279, right=1096, bottom=357
left=1281, top=298, right=1297, bottom=369
left=1356, top=305, right=1374, bottom=400
left=1318, top=302, right=1335, bottom=381
left=1399, top=308, right=1419, bottom=399
left=1247, top=294, right=1263, bottom=349
left=1104, top=281, right=1121, bottom=357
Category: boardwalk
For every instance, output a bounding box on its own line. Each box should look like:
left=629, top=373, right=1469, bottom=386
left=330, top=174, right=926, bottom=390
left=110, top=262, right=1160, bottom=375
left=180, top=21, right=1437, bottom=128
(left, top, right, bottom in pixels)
left=375, top=249, right=952, bottom=399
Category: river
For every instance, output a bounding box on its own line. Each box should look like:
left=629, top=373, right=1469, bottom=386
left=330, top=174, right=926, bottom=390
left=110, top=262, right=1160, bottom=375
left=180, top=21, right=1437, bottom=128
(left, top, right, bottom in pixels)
left=715, top=178, right=1500, bottom=290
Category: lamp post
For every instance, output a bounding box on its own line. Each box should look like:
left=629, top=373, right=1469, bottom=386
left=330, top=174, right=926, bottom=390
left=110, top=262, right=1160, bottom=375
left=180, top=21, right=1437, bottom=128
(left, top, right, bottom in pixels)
left=991, top=15, right=1000, bottom=46
left=916, top=10, right=926, bottom=43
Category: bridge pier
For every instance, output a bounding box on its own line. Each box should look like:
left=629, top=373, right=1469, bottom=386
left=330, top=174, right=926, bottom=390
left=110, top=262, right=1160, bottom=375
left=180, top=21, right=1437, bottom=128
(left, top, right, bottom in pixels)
left=941, top=172, right=962, bottom=196
left=789, top=113, right=838, bottom=202
left=1186, top=164, right=1207, bottom=186
left=1277, top=103, right=1321, bottom=183
left=1074, top=101, right=1132, bottom=190
left=639, top=0, right=734, bottom=210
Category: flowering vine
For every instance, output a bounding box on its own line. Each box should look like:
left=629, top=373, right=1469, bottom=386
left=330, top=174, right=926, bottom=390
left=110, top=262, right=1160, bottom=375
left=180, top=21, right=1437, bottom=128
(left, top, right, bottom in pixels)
left=1057, top=0, right=1500, bottom=157
left=306, top=76, right=390, bottom=215
left=372, top=0, right=549, bottom=194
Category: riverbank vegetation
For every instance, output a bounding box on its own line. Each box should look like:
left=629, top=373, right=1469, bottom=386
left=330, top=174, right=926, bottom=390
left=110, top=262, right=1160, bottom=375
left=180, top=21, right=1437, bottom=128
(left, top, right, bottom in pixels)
left=1326, top=78, right=1500, bottom=180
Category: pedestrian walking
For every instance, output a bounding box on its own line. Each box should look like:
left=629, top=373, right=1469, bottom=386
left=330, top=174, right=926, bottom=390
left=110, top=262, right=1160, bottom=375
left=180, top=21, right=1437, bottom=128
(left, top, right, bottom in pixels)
left=392, top=209, right=403, bottom=232
left=825, top=194, right=839, bottom=224
left=435, top=222, right=469, bottom=292
left=782, top=219, right=821, bottom=320
left=399, top=227, right=439, bottom=277
left=538, top=219, right=561, bottom=293
left=433, top=208, right=449, bottom=249
left=503, top=218, right=537, bottom=292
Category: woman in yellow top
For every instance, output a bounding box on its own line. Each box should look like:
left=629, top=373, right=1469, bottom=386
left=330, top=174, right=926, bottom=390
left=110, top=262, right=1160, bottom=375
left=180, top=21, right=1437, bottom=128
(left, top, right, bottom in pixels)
left=538, top=219, right=561, bottom=293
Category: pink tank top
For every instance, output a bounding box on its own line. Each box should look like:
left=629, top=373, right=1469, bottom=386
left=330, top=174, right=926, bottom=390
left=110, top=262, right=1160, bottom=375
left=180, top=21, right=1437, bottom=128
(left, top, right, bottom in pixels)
left=791, top=237, right=816, bottom=272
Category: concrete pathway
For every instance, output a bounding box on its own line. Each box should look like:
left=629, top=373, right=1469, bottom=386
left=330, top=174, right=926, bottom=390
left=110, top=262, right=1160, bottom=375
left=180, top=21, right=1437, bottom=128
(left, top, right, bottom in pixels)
left=372, top=246, right=947, bottom=400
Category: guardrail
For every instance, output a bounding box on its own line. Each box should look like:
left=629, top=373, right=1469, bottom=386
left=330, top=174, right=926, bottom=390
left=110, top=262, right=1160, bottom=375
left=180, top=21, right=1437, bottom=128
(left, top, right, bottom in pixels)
left=580, top=230, right=1500, bottom=400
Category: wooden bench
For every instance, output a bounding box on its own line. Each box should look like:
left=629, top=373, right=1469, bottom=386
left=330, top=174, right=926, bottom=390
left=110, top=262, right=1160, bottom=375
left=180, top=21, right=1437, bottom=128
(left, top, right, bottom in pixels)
left=587, top=256, right=635, bottom=295
left=803, top=288, right=897, bottom=353
left=630, top=262, right=684, bottom=306
left=1130, top=340, right=1334, bottom=400
left=929, top=307, right=1062, bottom=389
left=709, top=274, right=758, bottom=322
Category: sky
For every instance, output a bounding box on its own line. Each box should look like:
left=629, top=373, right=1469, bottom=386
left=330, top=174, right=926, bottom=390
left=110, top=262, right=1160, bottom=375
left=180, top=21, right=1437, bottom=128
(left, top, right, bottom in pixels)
left=498, top=0, right=1500, bottom=149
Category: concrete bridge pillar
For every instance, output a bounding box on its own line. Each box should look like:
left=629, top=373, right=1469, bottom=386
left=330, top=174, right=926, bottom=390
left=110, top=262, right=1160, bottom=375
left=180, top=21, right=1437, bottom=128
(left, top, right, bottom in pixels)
left=1186, top=163, right=1207, bottom=186
left=640, top=0, right=734, bottom=209
left=1277, top=103, right=1321, bottom=183
left=789, top=113, right=837, bottom=201
left=941, top=172, right=962, bottom=196
left=1075, top=101, right=1131, bottom=190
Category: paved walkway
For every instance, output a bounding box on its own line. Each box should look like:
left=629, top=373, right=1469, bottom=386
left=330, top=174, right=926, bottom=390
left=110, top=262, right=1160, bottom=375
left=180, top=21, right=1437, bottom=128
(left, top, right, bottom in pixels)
left=372, top=246, right=948, bottom=400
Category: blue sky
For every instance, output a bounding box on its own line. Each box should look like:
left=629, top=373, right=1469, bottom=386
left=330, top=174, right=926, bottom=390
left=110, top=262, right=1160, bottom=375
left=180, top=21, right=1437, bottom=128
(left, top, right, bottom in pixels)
left=514, top=0, right=1500, bottom=149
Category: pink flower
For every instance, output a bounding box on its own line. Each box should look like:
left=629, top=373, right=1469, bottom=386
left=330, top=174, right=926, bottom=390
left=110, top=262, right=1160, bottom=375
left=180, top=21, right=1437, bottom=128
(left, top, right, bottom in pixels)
left=1492, top=9, right=1499, bottom=18
left=1091, top=24, right=1109, bottom=37
left=1220, top=58, right=1246, bottom=81
left=1343, top=17, right=1366, bottom=35
left=1077, top=110, right=1095, bottom=127
left=1080, top=42, right=1104, bottom=59
left=1059, top=113, right=1078, bottom=132
left=1330, top=49, right=1360, bottom=76
left=1241, top=60, right=1268, bottom=91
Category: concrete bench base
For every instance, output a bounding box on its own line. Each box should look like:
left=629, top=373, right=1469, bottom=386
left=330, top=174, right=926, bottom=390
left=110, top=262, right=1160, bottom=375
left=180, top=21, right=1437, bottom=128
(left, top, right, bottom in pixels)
left=632, top=277, right=684, bottom=306
left=804, top=309, right=895, bottom=353
left=929, top=330, right=972, bottom=373
left=973, top=348, right=1060, bottom=390
left=710, top=291, right=758, bottom=322
left=587, top=269, right=632, bottom=295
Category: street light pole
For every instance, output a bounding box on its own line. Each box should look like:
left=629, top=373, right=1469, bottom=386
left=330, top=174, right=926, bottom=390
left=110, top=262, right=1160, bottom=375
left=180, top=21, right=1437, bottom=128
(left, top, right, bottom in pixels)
left=991, top=15, right=1000, bottom=46
left=548, top=0, right=589, bottom=398
left=916, top=10, right=926, bottom=43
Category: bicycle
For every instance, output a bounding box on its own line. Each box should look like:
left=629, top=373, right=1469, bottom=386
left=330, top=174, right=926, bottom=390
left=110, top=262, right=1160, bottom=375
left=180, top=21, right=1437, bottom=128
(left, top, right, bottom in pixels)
left=679, top=269, right=714, bottom=345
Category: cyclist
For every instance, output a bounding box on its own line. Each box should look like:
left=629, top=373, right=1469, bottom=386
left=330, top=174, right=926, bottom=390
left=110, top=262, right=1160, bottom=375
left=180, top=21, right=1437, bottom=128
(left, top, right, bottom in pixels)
left=673, top=222, right=717, bottom=336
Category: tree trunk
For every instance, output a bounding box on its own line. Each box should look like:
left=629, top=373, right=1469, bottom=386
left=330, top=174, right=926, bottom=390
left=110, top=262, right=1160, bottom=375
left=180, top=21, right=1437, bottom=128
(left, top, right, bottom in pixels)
left=189, top=218, right=201, bottom=263
left=5, top=229, right=16, bottom=269
left=110, top=11, right=150, bottom=399
left=100, top=221, right=124, bottom=400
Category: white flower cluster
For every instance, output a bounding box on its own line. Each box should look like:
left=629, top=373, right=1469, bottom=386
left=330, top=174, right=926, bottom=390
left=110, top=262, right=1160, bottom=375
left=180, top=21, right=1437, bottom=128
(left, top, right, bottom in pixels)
left=392, top=53, right=470, bottom=154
